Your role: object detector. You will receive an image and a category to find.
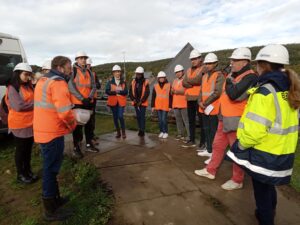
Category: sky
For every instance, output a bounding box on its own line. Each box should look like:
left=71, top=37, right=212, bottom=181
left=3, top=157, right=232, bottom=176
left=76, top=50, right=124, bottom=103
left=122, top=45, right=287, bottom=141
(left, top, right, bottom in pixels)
left=1, top=0, right=300, bottom=66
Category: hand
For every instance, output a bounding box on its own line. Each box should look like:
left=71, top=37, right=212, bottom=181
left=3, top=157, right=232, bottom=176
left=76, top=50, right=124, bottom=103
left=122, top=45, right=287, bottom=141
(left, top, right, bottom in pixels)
left=151, top=107, right=155, bottom=112
left=199, top=102, right=205, bottom=109
left=169, top=108, right=172, bottom=111
left=82, top=98, right=91, bottom=106
left=136, top=101, right=142, bottom=107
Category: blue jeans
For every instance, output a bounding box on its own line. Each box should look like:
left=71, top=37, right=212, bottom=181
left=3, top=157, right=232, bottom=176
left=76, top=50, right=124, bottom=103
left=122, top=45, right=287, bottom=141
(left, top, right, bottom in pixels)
left=157, top=110, right=168, bottom=133
left=135, top=106, right=146, bottom=132
left=111, top=105, right=125, bottom=129
left=41, top=136, right=64, bottom=198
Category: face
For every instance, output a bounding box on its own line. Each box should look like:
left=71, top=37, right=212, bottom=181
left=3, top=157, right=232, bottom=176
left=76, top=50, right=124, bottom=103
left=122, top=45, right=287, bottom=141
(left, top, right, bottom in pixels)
left=136, top=73, right=143, bottom=79
left=204, top=62, right=217, bottom=72
left=42, top=69, right=50, bottom=75
left=256, top=62, right=263, bottom=76
left=175, top=71, right=184, bottom=79
left=191, top=57, right=202, bottom=67
left=230, top=59, right=248, bottom=73
left=20, top=71, right=32, bottom=83
left=58, top=62, right=72, bottom=76
left=158, top=77, right=165, bottom=83
left=76, top=56, right=87, bottom=67
left=113, top=71, right=121, bottom=79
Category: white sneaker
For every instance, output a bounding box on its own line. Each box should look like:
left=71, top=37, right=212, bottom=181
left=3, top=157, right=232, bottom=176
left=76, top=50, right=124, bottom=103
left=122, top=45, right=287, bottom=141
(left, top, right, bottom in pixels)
left=221, top=180, right=243, bottom=191
left=204, top=157, right=211, bottom=165
left=158, top=132, right=164, bottom=138
left=162, top=133, right=168, bottom=139
left=194, top=168, right=215, bottom=179
left=197, top=150, right=212, bottom=157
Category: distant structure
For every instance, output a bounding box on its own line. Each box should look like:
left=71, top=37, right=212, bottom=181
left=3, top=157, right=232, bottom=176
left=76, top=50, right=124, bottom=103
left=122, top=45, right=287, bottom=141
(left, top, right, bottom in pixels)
left=163, top=42, right=194, bottom=83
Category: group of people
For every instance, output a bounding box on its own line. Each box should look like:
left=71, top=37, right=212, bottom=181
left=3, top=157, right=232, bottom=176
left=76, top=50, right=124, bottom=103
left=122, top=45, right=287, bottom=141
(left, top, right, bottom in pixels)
left=3, top=44, right=300, bottom=225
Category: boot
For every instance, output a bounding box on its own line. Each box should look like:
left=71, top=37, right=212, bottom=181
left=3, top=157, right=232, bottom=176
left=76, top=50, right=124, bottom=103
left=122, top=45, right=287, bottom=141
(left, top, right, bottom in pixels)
left=115, top=129, right=121, bottom=138
left=55, top=184, right=69, bottom=208
left=121, top=129, right=126, bottom=139
left=43, top=197, right=72, bottom=221
left=73, top=143, right=84, bottom=159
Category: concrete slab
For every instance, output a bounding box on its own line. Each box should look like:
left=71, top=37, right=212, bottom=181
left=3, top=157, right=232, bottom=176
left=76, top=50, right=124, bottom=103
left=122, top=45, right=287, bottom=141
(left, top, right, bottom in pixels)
left=100, top=161, right=198, bottom=204
left=112, top=191, right=234, bottom=225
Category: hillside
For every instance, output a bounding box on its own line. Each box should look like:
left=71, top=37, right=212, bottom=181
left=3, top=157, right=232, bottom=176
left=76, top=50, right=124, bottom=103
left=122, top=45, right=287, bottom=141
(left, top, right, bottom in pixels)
left=93, top=43, right=300, bottom=81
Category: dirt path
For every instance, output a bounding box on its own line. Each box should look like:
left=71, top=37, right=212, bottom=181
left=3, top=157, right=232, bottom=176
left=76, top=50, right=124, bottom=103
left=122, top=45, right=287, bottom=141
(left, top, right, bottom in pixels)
left=66, top=130, right=300, bottom=225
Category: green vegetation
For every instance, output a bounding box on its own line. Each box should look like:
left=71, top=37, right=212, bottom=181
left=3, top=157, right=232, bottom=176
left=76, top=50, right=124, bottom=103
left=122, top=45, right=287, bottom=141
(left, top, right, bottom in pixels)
left=291, top=138, right=300, bottom=192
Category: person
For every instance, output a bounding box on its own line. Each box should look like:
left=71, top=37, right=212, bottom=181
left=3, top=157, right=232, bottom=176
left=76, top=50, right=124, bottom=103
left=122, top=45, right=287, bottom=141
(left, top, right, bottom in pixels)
left=194, top=47, right=257, bottom=191
left=106, top=65, right=128, bottom=138
left=151, top=71, right=172, bottom=139
left=41, top=60, right=51, bottom=75
left=68, top=51, right=98, bottom=158
left=33, top=56, right=77, bottom=221
left=227, top=44, right=300, bottom=225
left=6, top=63, right=37, bottom=184
left=197, top=53, right=225, bottom=165
left=182, top=49, right=205, bottom=148
left=31, top=72, right=43, bottom=87
left=171, top=64, right=190, bottom=141
left=86, top=57, right=101, bottom=143
left=129, top=66, right=150, bottom=137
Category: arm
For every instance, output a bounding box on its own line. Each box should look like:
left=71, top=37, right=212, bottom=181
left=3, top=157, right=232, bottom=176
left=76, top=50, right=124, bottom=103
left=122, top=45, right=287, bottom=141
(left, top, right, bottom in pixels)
left=51, top=81, right=77, bottom=132
left=225, top=74, right=257, bottom=101
left=169, top=88, right=173, bottom=109
left=141, top=83, right=150, bottom=103
left=151, top=87, right=156, bottom=108
left=68, top=74, right=84, bottom=101
left=182, top=74, right=193, bottom=88
left=118, top=82, right=128, bottom=96
left=204, top=73, right=225, bottom=106
left=7, top=86, right=33, bottom=112
left=128, top=83, right=135, bottom=101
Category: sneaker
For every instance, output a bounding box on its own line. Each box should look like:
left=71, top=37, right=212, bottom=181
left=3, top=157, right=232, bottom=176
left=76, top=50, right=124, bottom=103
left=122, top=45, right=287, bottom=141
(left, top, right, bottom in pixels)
left=162, top=133, right=168, bottom=139
left=204, top=157, right=211, bottom=165
left=194, top=168, right=215, bottom=179
left=197, top=150, right=212, bottom=157
left=158, top=132, right=164, bottom=138
left=182, top=140, right=196, bottom=148
left=221, top=180, right=243, bottom=190
left=175, top=135, right=182, bottom=140
left=86, top=143, right=99, bottom=153
left=180, top=136, right=186, bottom=141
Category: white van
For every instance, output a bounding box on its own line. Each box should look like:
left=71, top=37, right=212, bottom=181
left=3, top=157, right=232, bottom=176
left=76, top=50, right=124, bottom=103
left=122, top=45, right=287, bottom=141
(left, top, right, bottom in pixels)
left=0, top=32, right=28, bottom=133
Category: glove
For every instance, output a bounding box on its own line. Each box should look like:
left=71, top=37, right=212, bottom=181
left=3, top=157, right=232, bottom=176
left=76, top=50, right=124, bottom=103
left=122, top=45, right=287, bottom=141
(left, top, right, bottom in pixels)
left=82, top=98, right=91, bottom=106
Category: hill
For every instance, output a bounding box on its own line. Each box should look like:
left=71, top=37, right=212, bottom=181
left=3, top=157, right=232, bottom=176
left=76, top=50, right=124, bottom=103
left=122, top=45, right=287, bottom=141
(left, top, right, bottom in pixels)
left=93, top=43, right=300, bottom=81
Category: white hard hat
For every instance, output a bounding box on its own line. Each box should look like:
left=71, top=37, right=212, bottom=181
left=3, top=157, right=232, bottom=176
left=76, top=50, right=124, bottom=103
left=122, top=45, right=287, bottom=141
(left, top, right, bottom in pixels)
left=73, top=108, right=92, bottom=125
left=13, top=63, right=32, bottom=72
left=112, top=65, right=121, bottom=71
left=255, top=44, right=289, bottom=65
left=229, top=47, right=251, bottom=60
left=204, top=53, right=218, bottom=63
left=75, top=51, right=88, bottom=59
left=42, top=60, right=52, bottom=70
left=135, top=66, right=144, bottom=73
left=86, top=58, right=93, bottom=65
left=157, top=71, right=166, bottom=78
left=174, top=65, right=184, bottom=73
left=189, top=49, right=201, bottom=59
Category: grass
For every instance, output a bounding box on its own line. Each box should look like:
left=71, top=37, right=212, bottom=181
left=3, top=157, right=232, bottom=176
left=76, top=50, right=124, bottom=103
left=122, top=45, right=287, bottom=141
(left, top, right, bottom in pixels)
left=291, top=138, right=300, bottom=192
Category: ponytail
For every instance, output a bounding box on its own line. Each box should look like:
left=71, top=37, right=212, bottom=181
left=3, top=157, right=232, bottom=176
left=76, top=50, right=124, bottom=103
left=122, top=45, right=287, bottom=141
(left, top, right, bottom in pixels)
left=284, top=68, right=300, bottom=109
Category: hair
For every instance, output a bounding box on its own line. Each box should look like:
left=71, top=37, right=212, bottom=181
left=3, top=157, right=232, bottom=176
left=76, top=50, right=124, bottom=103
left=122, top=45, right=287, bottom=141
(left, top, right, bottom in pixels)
left=9, top=71, right=22, bottom=91
left=51, top=56, right=71, bottom=69
left=258, top=61, right=300, bottom=109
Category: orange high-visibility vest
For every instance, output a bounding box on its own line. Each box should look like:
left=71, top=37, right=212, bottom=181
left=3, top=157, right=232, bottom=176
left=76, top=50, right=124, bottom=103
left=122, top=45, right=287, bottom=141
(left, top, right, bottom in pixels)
left=70, top=68, right=95, bottom=105
left=6, top=85, right=34, bottom=129
left=199, top=71, right=222, bottom=115
left=34, top=76, right=76, bottom=143
left=154, top=83, right=170, bottom=111
left=220, top=69, right=255, bottom=117
left=185, top=66, right=203, bottom=97
left=131, top=79, right=149, bottom=107
left=107, top=83, right=127, bottom=107
left=172, top=78, right=187, bottom=108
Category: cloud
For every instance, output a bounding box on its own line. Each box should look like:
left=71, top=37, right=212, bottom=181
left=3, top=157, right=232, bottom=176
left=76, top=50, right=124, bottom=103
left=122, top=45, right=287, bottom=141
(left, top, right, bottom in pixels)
left=1, top=0, right=300, bottom=66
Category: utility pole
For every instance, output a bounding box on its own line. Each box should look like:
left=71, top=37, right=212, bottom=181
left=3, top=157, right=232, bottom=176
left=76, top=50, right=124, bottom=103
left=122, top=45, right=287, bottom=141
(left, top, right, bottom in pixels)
left=122, top=51, right=126, bottom=79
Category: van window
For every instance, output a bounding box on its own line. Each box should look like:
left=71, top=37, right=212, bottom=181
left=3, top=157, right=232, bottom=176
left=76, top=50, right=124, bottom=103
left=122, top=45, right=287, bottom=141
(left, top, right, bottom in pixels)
left=0, top=53, right=22, bottom=84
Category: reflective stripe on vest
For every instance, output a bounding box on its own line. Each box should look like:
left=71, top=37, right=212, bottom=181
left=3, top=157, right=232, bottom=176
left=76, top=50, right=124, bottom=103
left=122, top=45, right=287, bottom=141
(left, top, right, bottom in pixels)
left=131, top=79, right=149, bottom=107
left=154, top=83, right=170, bottom=111
left=107, top=83, right=127, bottom=107
left=172, top=78, right=187, bottom=108
left=185, top=67, right=203, bottom=97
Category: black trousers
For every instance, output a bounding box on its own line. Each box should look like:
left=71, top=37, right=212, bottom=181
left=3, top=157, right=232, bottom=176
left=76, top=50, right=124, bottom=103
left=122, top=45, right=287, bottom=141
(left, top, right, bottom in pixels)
left=187, top=101, right=205, bottom=144
left=72, top=117, right=94, bottom=146
left=90, top=99, right=97, bottom=138
left=202, top=114, right=218, bottom=153
left=14, top=136, right=34, bottom=176
left=252, top=178, right=277, bottom=225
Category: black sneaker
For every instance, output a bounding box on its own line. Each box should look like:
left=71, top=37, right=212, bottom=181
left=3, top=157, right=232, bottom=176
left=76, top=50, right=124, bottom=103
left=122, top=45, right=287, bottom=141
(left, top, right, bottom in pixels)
left=181, top=140, right=196, bottom=148
left=27, top=170, right=39, bottom=182
left=17, top=174, right=33, bottom=184
left=86, top=143, right=99, bottom=153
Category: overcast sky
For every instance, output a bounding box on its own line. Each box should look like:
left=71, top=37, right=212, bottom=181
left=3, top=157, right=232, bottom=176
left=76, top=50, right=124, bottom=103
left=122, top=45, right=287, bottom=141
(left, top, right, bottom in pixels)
left=1, top=0, right=300, bottom=66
